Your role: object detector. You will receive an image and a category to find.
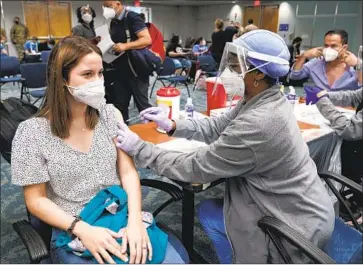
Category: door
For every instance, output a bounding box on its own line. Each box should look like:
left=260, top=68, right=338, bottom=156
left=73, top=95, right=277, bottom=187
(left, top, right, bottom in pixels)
left=243, top=6, right=261, bottom=27
left=23, top=1, right=49, bottom=37
left=48, top=1, right=72, bottom=38
left=260, top=5, right=279, bottom=32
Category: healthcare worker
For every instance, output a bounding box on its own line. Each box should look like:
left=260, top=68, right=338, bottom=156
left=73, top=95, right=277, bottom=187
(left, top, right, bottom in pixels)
left=116, top=30, right=335, bottom=263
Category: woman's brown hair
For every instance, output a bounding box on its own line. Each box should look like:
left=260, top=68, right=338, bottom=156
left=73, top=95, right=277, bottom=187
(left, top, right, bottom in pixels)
left=215, top=18, right=224, bottom=31
left=37, top=36, right=102, bottom=139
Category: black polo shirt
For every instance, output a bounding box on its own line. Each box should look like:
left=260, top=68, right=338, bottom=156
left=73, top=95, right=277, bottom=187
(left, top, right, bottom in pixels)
left=109, top=9, right=146, bottom=77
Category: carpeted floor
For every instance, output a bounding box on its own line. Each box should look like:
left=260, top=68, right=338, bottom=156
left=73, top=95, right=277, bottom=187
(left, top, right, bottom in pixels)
left=0, top=76, right=223, bottom=264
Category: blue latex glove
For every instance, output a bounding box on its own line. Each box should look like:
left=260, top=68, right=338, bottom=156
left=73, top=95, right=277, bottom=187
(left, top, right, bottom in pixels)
left=116, top=122, right=142, bottom=153
left=140, top=107, right=173, bottom=132
left=304, top=86, right=329, bottom=105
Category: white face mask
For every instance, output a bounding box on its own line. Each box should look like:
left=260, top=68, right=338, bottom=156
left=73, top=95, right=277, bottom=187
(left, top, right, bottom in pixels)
left=220, top=68, right=245, bottom=97
left=67, top=79, right=105, bottom=109
left=103, top=6, right=116, bottom=20
left=201, top=40, right=206, bottom=46
left=323, top=47, right=340, bottom=62
left=82, top=13, right=93, bottom=23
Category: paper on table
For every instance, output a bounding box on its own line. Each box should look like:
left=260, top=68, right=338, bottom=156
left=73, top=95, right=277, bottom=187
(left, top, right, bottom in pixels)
left=95, top=25, right=124, bottom=63
left=294, top=103, right=355, bottom=127
left=156, top=138, right=207, bottom=153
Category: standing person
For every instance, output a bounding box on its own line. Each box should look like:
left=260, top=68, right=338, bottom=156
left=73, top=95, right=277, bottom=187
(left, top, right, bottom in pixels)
left=72, top=5, right=98, bottom=42
left=211, top=18, right=228, bottom=66
left=288, top=37, right=302, bottom=66
left=10, top=17, right=29, bottom=61
left=140, top=13, right=165, bottom=60
left=224, top=21, right=239, bottom=42
left=290, top=29, right=360, bottom=91
left=244, top=19, right=259, bottom=32
left=102, top=1, right=152, bottom=122
left=115, top=30, right=334, bottom=263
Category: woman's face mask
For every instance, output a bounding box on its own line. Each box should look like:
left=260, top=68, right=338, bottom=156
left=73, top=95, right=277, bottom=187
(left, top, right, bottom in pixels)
left=201, top=40, right=206, bottom=46
left=82, top=13, right=93, bottom=23
left=67, top=79, right=105, bottom=109
left=103, top=6, right=116, bottom=20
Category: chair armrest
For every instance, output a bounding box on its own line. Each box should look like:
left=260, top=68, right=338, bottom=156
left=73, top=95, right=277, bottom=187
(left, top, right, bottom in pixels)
left=12, top=220, right=49, bottom=263
left=319, top=171, right=362, bottom=193
left=141, top=179, right=183, bottom=201
left=258, top=216, right=335, bottom=264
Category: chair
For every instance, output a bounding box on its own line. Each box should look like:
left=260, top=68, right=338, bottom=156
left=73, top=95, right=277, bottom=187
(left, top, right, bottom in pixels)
left=40, top=51, right=51, bottom=63
left=0, top=56, right=22, bottom=87
left=149, top=57, right=191, bottom=98
left=20, top=63, right=47, bottom=104
left=12, top=178, right=187, bottom=263
left=258, top=171, right=363, bottom=263
left=193, top=55, right=218, bottom=91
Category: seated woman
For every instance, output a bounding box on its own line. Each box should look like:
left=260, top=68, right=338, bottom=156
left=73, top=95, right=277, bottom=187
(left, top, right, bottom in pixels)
left=166, top=35, right=192, bottom=74
left=192, top=37, right=208, bottom=57
left=116, top=30, right=335, bottom=263
left=24, top=36, right=39, bottom=55
left=11, top=36, right=185, bottom=264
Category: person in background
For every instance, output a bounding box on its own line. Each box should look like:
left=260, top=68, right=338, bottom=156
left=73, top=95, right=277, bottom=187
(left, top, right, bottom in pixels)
left=211, top=18, right=228, bottom=65
left=102, top=1, right=152, bottom=123
left=140, top=13, right=165, bottom=60
left=166, top=35, right=192, bottom=72
left=24, top=36, right=39, bottom=55
left=10, top=17, right=29, bottom=61
left=192, top=37, right=208, bottom=56
left=224, top=21, right=239, bottom=42
left=184, top=37, right=196, bottom=50
left=290, top=29, right=360, bottom=91
left=244, top=18, right=259, bottom=33
left=1, top=27, right=6, bottom=43
left=115, top=29, right=335, bottom=264
left=288, top=37, right=302, bottom=66
left=38, top=38, right=56, bottom=52
left=0, top=27, right=7, bottom=56
left=72, top=5, right=97, bottom=41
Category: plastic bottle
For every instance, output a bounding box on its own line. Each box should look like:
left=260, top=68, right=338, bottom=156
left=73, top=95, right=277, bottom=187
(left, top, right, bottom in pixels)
left=185, top=98, right=194, bottom=120
left=287, top=86, right=297, bottom=105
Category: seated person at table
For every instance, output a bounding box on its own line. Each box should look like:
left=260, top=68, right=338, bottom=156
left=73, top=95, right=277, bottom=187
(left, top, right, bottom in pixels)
left=290, top=29, right=360, bottom=91
left=0, top=42, right=7, bottom=56
left=115, top=30, right=335, bottom=263
left=24, top=36, right=39, bottom=55
left=11, top=36, right=185, bottom=264
left=192, top=37, right=208, bottom=56
left=38, top=38, right=55, bottom=52
left=166, top=35, right=192, bottom=72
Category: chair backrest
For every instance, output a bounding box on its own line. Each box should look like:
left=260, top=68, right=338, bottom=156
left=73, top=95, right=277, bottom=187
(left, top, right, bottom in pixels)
left=323, top=217, right=362, bottom=264
left=198, top=55, right=217, bottom=72
left=41, top=51, right=51, bottom=63
left=159, top=57, right=176, bottom=76
left=20, top=63, right=47, bottom=89
left=0, top=56, right=20, bottom=77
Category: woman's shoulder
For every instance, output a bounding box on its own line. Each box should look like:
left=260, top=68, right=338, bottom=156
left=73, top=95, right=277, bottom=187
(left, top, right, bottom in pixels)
left=14, top=117, right=49, bottom=143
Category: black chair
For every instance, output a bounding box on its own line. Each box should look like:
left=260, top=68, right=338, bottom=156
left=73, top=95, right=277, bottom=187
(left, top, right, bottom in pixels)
left=40, top=51, right=51, bottom=63
left=12, top=179, right=185, bottom=263
left=19, top=63, right=47, bottom=104
left=0, top=56, right=22, bottom=88
left=149, top=57, right=191, bottom=98
left=258, top=171, right=363, bottom=264
left=193, top=55, right=218, bottom=91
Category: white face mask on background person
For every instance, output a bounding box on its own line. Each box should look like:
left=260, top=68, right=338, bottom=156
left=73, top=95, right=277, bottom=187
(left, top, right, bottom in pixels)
left=103, top=6, right=116, bottom=20
left=67, top=79, right=106, bottom=109
left=323, top=47, right=340, bottom=62
left=82, top=13, right=93, bottom=23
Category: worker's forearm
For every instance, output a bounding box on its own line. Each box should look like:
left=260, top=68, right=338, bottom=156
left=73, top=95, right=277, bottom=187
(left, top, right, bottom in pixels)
left=124, top=36, right=151, bottom=51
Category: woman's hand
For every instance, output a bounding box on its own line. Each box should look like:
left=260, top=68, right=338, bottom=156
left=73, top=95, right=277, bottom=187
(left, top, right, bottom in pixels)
left=120, top=221, right=152, bottom=264
left=73, top=222, right=128, bottom=264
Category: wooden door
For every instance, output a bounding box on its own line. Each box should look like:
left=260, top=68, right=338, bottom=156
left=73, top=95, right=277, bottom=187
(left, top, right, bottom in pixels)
left=243, top=6, right=261, bottom=27
left=23, top=1, right=49, bottom=37
left=260, top=5, right=279, bottom=32
left=48, top=1, right=72, bottom=38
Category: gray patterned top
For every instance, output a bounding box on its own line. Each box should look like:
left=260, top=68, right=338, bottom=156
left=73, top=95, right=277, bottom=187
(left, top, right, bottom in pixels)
left=11, top=104, right=121, bottom=216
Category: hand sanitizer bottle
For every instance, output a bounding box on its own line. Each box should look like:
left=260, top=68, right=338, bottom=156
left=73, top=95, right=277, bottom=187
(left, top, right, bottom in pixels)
left=287, top=86, right=297, bottom=105
left=185, top=98, right=194, bottom=120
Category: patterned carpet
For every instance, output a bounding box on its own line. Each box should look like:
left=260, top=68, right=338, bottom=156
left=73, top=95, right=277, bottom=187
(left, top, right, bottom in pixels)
left=0, top=76, right=222, bottom=264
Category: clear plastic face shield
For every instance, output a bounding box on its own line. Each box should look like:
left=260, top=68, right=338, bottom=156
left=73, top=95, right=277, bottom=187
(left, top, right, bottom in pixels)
left=213, top=42, right=290, bottom=102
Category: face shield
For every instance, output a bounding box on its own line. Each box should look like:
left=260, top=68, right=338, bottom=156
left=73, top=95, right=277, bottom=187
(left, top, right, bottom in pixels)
left=213, top=42, right=290, bottom=99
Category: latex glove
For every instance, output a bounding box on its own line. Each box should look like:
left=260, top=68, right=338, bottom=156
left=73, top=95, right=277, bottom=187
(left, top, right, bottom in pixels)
left=304, top=86, right=329, bottom=105
left=116, top=122, right=141, bottom=153
left=140, top=107, right=173, bottom=132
